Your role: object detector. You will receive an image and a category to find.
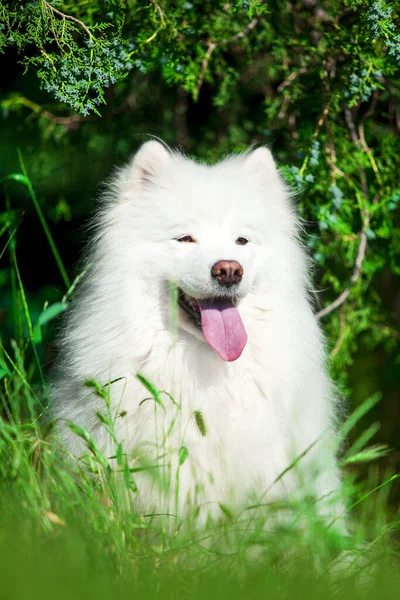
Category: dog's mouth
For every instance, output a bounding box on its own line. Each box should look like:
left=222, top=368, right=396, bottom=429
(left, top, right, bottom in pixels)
left=178, top=291, right=202, bottom=328
left=177, top=289, right=247, bottom=362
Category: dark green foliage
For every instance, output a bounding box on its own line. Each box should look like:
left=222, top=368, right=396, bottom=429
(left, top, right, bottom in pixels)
left=0, top=0, right=269, bottom=112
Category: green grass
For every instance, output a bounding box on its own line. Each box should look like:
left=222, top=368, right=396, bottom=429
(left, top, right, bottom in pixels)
left=1, top=167, right=400, bottom=599
left=0, top=378, right=399, bottom=600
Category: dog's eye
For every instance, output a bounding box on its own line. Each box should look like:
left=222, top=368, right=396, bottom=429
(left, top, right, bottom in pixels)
left=176, top=235, right=195, bottom=243
left=236, top=237, right=249, bottom=246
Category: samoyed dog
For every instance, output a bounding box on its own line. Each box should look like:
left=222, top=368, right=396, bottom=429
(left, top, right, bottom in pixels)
left=51, top=141, right=343, bottom=525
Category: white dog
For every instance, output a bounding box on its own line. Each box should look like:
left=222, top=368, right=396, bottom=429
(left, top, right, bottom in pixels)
left=51, top=141, right=343, bottom=526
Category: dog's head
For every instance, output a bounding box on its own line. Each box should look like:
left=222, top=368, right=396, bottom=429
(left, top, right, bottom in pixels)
left=110, top=141, right=305, bottom=361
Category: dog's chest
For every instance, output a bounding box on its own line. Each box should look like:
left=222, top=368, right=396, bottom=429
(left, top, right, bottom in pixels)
left=170, top=370, right=297, bottom=497
left=132, top=341, right=306, bottom=506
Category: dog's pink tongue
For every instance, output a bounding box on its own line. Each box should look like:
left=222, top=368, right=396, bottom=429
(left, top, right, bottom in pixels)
left=198, top=301, right=247, bottom=362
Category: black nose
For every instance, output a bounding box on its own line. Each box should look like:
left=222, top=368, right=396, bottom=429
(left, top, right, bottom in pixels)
left=211, top=260, right=244, bottom=288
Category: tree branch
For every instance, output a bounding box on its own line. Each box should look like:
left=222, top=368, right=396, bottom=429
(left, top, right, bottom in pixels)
left=317, top=108, right=371, bottom=321
left=330, top=306, right=347, bottom=357
left=316, top=228, right=367, bottom=320
left=195, top=42, right=218, bottom=98
left=194, top=18, right=259, bottom=97
left=277, top=66, right=308, bottom=93
left=150, top=0, right=165, bottom=23
left=42, top=0, right=92, bottom=39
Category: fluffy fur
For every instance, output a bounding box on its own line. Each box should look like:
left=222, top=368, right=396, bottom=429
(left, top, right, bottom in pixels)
left=51, top=141, right=343, bottom=525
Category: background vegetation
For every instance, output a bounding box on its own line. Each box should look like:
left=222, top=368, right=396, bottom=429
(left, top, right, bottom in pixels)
left=0, top=0, right=400, bottom=597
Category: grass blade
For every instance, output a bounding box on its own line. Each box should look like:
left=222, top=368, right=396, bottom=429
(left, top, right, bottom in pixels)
left=10, top=151, right=71, bottom=289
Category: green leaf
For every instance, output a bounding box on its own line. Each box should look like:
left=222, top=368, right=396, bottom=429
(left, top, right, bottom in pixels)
left=0, top=209, right=21, bottom=226
left=32, top=324, right=42, bottom=345
left=84, top=379, right=107, bottom=399
left=37, top=302, right=68, bottom=327
left=95, top=411, right=109, bottom=426
left=219, top=503, right=236, bottom=522
left=179, top=446, right=188, bottom=466
left=66, top=422, right=110, bottom=470
left=0, top=173, right=30, bottom=187
left=128, top=464, right=163, bottom=473
left=66, top=422, right=93, bottom=444
left=344, top=422, right=381, bottom=459
left=342, top=444, right=391, bottom=465
left=136, top=373, right=164, bottom=408
left=336, top=392, right=383, bottom=448
left=116, top=443, right=124, bottom=466
left=33, top=301, right=67, bottom=346
left=194, top=410, right=207, bottom=437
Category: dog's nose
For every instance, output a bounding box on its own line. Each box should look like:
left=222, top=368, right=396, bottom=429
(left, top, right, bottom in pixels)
left=211, top=260, right=244, bottom=287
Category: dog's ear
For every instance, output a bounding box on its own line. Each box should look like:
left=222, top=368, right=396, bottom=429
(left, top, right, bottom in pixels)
left=130, top=140, right=171, bottom=184
left=244, top=147, right=276, bottom=175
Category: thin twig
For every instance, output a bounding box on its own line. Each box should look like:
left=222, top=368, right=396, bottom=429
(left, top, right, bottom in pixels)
left=325, top=138, right=345, bottom=181
left=194, top=18, right=259, bottom=97
left=277, top=63, right=316, bottom=123
left=330, top=306, right=347, bottom=357
left=277, top=94, right=292, bottom=120
left=42, top=0, right=92, bottom=39
left=195, top=42, right=217, bottom=98
left=299, top=102, right=331, bottom=177
left=7, top=94, right=87, bottom=125
left=9, top=91, right=136, bottom=126
left=317, top=109, right=370, bottom=320
left=357, top=93, right=382, bottom=185
left=229, top=17, right=259, bottom=42
left=277, top=66, right=308, bottom=93
left=150, top=0, right=165, bottom=22
left=42, top=110, right=85, bottom=125
left=316, top=227, right=367, bottom=320
left=43, top=1, right=62, bottom=51
left=344, top=106, right=358, bottom=144
left=324, top=118, right=345, bottom=183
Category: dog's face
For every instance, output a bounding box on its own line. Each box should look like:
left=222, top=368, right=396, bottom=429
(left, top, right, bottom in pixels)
left=118, top=141, right=298, bottom=361
left=165, top=207, right=260, bottom=360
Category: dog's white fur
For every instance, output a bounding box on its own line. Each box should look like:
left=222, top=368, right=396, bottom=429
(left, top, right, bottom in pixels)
left=51, top=142, right=342, bottom=524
